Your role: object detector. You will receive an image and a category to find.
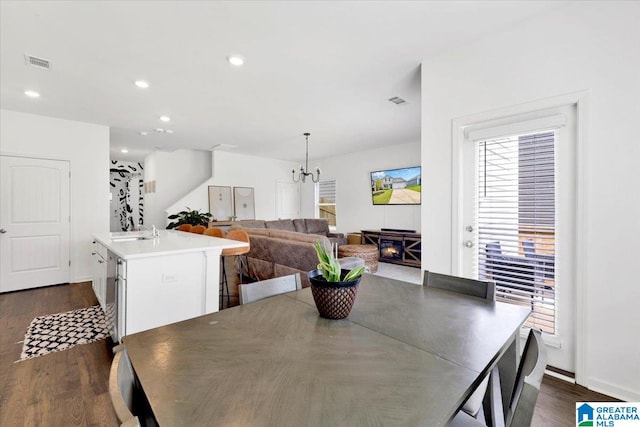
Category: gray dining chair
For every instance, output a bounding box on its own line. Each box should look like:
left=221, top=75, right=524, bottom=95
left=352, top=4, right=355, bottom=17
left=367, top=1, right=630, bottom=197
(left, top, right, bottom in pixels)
left=424, top=270, right=496, bottom=302
left=448, top=329, right=547, bottom=427
left=109, top=346, right=141, bottom=427
left=424, top=270, right=496, bottom=419
left=239, top=273, right=302, bottom=304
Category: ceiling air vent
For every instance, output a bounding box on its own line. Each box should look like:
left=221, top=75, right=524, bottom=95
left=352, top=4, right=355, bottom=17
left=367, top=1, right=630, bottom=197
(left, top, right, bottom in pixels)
left=24, top=55, right=51, bottom=70
left=388, top=96, right=406, bottom=105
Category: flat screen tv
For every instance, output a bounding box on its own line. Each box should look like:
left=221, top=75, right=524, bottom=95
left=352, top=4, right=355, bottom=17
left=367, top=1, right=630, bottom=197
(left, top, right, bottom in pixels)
left=370, top=166, right=421, bottom=205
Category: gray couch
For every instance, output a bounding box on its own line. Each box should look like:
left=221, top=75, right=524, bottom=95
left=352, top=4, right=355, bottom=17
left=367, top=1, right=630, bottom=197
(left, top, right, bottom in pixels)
left=231, top=218, right=347, bottom=247
left=230, top=219, right=353, bottom=288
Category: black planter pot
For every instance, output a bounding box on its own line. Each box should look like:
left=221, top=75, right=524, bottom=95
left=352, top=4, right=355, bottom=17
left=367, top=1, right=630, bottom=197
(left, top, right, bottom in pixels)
left=308, top=269, right=361, bottom=319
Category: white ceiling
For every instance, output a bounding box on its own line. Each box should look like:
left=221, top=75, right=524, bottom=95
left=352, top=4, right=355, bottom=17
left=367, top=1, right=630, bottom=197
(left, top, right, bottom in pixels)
left=1, top=1, right=567, bottom=162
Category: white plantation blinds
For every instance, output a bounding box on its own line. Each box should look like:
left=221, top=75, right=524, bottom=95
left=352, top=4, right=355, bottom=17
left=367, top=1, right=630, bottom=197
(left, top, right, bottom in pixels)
left=476, top=130, right=557, bottom=334
left=317, top=180, right=337, bottom=227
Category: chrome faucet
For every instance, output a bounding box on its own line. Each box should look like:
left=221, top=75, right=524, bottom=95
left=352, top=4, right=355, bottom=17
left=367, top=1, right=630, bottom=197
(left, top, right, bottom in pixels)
left=152, top=225, right=159, bottom=238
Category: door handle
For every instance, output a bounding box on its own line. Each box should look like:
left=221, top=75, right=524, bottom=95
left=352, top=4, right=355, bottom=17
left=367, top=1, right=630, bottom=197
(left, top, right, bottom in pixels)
left=464, top=240, right=474, bottom=248
left=0, top=228, right=6, bottom=234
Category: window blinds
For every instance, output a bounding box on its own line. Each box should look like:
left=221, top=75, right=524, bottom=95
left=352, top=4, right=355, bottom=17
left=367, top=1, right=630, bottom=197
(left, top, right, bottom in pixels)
left=317, top=180, right=337, bottom=226
left=476, top=131, right=557, bottom=334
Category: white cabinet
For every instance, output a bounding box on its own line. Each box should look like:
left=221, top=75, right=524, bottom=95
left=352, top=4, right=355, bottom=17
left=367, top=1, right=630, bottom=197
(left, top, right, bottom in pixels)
left=91, top=241, right=107, bottom=308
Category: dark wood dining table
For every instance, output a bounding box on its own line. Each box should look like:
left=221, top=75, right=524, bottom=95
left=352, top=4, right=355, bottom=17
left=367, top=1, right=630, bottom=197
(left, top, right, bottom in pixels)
left=123, top=273, right=531, bottom=426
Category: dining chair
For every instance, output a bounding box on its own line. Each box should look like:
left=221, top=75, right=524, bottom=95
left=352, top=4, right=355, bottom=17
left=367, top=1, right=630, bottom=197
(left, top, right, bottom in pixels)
left=424, top=270, right=496, bottom=420
left=239, top=273, right=302, bottom=304
left=189, top=225, right=206, bottom=234
left=449, top=329, right=547, bottom=427
left=109, top=346, right=141, bottom=427
left=424, top=270, right=496, bottom=302
left=203, top=227, right=224, bottom=238
left=176, top=223, right=192, bottom=232
left=220, top=229, right=251, bottom=308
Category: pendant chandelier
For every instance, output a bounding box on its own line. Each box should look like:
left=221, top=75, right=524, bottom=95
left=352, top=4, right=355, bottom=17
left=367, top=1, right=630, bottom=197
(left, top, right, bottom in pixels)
left=292, top=132, right=320, bottom=183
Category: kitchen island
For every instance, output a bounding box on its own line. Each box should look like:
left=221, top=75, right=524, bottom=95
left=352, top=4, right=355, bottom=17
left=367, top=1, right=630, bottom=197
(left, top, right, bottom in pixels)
left=92, top=230, right=248, bottom=342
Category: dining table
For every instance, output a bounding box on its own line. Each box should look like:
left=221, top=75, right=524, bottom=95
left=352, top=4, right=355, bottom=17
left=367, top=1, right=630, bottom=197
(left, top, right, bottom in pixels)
left=123, top=273, right=531, bottom=427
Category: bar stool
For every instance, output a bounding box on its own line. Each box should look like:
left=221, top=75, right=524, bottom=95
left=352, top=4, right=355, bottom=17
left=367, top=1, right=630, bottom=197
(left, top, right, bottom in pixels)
left=220, top=229, right=250, bottom=308
left=190, top=225, right=206, bottom=234
left=203, top=227, right=224, bottom=238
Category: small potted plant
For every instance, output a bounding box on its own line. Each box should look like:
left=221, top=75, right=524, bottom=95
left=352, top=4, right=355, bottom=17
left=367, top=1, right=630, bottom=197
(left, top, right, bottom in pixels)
left=166, top=207, right=213, bottom=229
left=308, top=241, right=365, bottom=319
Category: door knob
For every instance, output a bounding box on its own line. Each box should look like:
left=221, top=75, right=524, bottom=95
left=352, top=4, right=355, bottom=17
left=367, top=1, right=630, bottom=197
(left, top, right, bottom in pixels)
left=464, top=240, right=474, bottom=248
left=0, top=228, right=6, bottom=234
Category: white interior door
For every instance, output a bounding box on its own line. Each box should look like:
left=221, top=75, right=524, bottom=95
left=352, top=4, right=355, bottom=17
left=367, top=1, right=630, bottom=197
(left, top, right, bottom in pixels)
left=0, top=155, right=70, bottom=292
left=455, top=104, right=577, bottom=373
left=276, top=181, right=300, bottom=219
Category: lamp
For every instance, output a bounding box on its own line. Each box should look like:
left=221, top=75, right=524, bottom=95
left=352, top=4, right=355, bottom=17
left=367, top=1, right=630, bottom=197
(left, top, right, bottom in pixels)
left=292, top=132, right=320, bottom=183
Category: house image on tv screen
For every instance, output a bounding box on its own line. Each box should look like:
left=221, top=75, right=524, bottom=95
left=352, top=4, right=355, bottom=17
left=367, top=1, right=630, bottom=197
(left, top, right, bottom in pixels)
left=370, top=166, right=421, bottom=205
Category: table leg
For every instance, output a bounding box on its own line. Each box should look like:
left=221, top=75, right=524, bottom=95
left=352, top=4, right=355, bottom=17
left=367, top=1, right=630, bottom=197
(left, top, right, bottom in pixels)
left=497, top=331, right=520, bottom=417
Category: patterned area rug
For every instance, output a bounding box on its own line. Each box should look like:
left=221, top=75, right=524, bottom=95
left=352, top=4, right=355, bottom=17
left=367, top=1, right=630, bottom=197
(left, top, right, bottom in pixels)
left=17, top=305, right=109, bottom=361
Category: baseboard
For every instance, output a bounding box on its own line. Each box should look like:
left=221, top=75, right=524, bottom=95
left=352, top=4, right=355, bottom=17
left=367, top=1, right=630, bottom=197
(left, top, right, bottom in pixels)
left=545, top=369, right=576, bottom=383
left=586, top=377, right=640, bottom=402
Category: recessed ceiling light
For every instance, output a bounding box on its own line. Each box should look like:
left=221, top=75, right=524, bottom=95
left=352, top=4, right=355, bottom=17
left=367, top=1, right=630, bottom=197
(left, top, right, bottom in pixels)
left=159, top=115, right=170, bottom=122
left=121, top=149, right=129, bottom=153
left=134, top=80, right=149, bottom=89
left=227, top=55, right=245, bottom=66
left=24, top=90, right=40, bottom=98
left=165, top=129, right=174, bottom=134
left=155, top=128, right=164, bottom=133
left=139, top=131, right=148, bottom=136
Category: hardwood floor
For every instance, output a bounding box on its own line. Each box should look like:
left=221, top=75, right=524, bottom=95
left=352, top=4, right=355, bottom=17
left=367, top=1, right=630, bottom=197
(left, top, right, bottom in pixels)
left=0, top=282, right=118, bottom=426
left=1, top=282, right=618, bottom=426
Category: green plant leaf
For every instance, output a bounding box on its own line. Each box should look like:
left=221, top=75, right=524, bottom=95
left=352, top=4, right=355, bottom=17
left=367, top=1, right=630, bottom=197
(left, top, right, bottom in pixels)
left=343, top=266, right=365, bottom=282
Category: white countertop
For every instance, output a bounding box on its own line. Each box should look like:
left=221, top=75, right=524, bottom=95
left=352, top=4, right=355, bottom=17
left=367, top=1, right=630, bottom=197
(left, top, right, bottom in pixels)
left=93, top=230, right=249, bottom=260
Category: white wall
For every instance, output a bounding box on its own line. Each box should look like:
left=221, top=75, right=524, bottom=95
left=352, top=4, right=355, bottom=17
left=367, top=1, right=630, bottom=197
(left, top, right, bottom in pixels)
left=300, top=142, right=421, bottom=234
left=0, top=109, right=110, bottom=282
left=144, top=149, right=212, bottom=228
left=165, top=150, right=294, bottom=221
left=421, top=2, right=640, bottom=400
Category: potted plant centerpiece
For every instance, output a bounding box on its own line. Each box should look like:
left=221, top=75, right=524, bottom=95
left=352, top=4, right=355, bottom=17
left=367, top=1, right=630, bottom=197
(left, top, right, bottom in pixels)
left=166, top=207, right=213, bottom=229
left=308, top=242, right=365, bottom=319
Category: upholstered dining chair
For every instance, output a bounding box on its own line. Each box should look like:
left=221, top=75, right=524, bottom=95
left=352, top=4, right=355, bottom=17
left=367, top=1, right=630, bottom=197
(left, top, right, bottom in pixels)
left=220, top=229, right=251, bottom=308
left=449, top=329, right=547, bottom=427
left=203, top=227, right=224, bottom=238
left=189, top=225, right=206, bottom=234
left=176, top=224, right=192, bottom=232
left=109, top=346, right=141, bottom=427
left=424, top=270, right=496, bottom=420
left=238, top=273, right=302, bottom=305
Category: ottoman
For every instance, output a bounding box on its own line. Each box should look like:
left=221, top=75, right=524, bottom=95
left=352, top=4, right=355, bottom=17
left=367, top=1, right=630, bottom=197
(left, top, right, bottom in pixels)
left=338, top=244, right=379, bottom=273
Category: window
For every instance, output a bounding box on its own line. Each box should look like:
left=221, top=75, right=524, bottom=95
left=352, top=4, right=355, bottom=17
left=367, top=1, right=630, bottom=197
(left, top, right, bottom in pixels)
left=477, top=130, right=556, bottom=334
left=316, top=180, right=337, bottom=228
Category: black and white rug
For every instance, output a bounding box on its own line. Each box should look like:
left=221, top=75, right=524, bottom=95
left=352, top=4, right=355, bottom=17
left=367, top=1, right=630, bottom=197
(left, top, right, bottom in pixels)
left=18, top=305, right=110, bottom=361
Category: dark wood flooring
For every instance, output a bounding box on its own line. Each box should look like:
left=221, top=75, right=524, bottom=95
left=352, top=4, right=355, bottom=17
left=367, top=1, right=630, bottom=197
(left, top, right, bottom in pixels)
left=0, top=282, right=619, bottom=427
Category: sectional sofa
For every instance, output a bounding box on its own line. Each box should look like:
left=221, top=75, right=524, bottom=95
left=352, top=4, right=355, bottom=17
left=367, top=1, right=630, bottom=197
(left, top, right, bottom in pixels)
left=229, top=219, right=349, bottom=288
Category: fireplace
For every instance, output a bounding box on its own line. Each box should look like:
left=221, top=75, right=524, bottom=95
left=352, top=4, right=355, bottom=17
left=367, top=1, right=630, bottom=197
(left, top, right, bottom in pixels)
left=361, top=229, right=421, bottom=268
left=380, top=239, right=403, bottom=261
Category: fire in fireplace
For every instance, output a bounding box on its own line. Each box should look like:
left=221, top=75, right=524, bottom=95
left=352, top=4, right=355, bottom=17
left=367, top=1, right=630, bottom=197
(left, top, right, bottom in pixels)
left=380, top=239, right=403, bottom=261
